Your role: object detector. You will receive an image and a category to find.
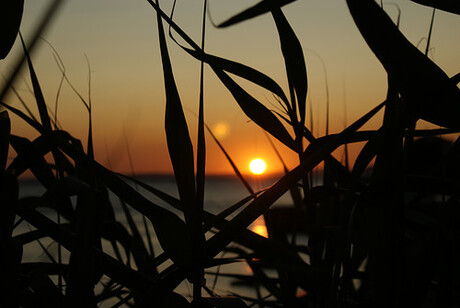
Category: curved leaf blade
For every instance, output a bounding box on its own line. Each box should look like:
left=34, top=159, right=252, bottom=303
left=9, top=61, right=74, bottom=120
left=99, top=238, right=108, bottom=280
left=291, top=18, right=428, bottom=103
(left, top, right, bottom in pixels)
left=155, top=1, right=196, bottom=209
left=0, top=0, right=24, bottom=59
left=211, top=67, right=296, bottom=150
left=185, top=48, right=289, bottom=108
left=347, top=0, right=460, bottom=129
left=410, top=0, right=460, bottom=15
left=272, top=7, right=308, bottom=127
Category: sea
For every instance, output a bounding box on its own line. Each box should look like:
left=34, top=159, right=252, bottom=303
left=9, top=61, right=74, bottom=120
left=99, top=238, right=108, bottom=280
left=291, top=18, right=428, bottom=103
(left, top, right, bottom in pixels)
left=14, top=174, right=298, bottom=304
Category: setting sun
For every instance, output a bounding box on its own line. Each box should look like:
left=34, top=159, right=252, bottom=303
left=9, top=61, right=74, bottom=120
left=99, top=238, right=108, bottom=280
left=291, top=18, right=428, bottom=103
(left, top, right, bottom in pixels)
left=249, top=158, right=267, bottom=175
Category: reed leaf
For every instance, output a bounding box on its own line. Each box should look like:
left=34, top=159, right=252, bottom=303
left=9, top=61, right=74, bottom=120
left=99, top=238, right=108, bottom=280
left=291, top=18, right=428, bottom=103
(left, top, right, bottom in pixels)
left=19, top=35, right=52, bottom=131
left=410, top=0, right=460, bottom=15
left=272, top=6, right=308, bottom=129
left=211, top=67, right=296, bottom=150
left=0, top=101, right=42, bottom=132
left=352, top=133, right=381, bottom=179
left=0, top=0, right=23, bottom=59
left=346, top=0, right=460, bottom=129
left=216, top=0, right=297, bottom=28
left=184, top=48, right=289, bottom=109
left=206, top=124, right=254, bottom=195
left=155, top=0, right=196, bottom=222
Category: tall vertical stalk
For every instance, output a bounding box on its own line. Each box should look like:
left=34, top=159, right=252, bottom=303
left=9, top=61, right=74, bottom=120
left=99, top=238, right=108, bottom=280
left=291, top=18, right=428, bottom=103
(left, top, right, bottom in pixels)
left=193, top=0, right=208, bottom=301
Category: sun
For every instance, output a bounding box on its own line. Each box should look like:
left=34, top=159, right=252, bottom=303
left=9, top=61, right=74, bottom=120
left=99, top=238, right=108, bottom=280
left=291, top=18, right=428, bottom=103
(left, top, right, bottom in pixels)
left=249, top=158, right=267, bottom=175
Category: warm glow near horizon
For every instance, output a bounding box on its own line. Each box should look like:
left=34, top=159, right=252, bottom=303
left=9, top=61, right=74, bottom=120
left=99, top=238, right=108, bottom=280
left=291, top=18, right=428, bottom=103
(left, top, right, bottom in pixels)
left=1, top=0, right=459, bottom=176
left=249, top=158, right=267, bottom=175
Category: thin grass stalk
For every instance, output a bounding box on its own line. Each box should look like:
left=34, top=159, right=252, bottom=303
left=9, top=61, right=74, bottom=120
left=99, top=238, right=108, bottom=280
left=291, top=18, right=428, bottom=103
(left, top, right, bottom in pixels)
left=205, top=124, right=254, bottom=195
left=193, top=0, right=208, bottom=300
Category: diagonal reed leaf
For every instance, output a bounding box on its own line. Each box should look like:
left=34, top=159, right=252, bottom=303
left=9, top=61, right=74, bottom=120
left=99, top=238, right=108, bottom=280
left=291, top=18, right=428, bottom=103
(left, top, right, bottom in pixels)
left=0, top=0, right=23, bottom=60
left=184, top=48, right=289, bottom=109
left=410, top=0, right=460, bottom=15
left=216, top=0, right=297, bottom=28
left=211, top=67, right=296, bottom=150
left=205, top=124, right=254, bottom=195
left=346, top=0, right=460, bottom=129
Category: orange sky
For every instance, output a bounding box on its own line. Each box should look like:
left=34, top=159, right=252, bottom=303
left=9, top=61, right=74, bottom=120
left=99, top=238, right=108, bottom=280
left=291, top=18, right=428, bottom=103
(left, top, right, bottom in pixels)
left=2, top=0, right=460, bottom=176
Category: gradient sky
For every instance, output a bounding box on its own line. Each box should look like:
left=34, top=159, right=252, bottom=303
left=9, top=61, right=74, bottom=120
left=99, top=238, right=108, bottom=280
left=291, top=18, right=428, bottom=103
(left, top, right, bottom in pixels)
left=2, top=0, right=460, bottom=176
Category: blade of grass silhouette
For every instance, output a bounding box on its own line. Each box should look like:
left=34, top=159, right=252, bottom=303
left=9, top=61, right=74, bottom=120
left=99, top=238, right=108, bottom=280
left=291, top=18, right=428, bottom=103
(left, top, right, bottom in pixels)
left=0, top=0, right=65, bottom=102
left=272, top=6, right=307, bottom=131
left=352, top=132, right=382, bottom=179
left=19, top=34, right=52, bottom=132
left=265, top=131, right=303, bottom=208
left=156, top=0, right=206, bottom=298
left=410, top=0, right=460, bottom=14
left=216, top=0, right=297, bottom=28
left=7, top=84, right=38, bottom=123
left=192, top=0, right=208, bottom=300
left=155, top=0, right=196, bottom=220
left=183, top=48, right=290, bottom=111
left=346, top=0, right=460, bottom=129
left=425, top=8, right=436, bottom=56
left=84, top=56, right=94, bottom=158
left=205, top=123, right=255, bottom=195
left=212, top=68, right=297, bottom=150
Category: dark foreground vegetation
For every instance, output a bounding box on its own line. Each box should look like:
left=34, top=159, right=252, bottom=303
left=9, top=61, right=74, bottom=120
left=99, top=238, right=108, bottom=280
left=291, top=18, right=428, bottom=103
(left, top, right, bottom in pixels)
left=1, top=0, right=460, bottom=307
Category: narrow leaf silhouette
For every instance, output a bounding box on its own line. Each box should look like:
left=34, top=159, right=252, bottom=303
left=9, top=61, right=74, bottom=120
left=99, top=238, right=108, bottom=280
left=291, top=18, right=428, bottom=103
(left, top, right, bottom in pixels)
left=217, top=0, right=296, bottom=28
left=272, top=6, right=308, bottom=127
left=20, top=35, right=52, bottom=131
left=410, top=0, right=460, bottom=15
left=212, top=67, right=296, bottom=150
left=155, top=0, right=196, bottom=211
left=184, top=48, right=289, bottom=108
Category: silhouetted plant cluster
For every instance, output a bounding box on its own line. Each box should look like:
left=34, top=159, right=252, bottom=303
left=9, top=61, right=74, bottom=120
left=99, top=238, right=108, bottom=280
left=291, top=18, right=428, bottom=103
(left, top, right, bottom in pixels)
left=1, top=0, right=460, bottom=307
